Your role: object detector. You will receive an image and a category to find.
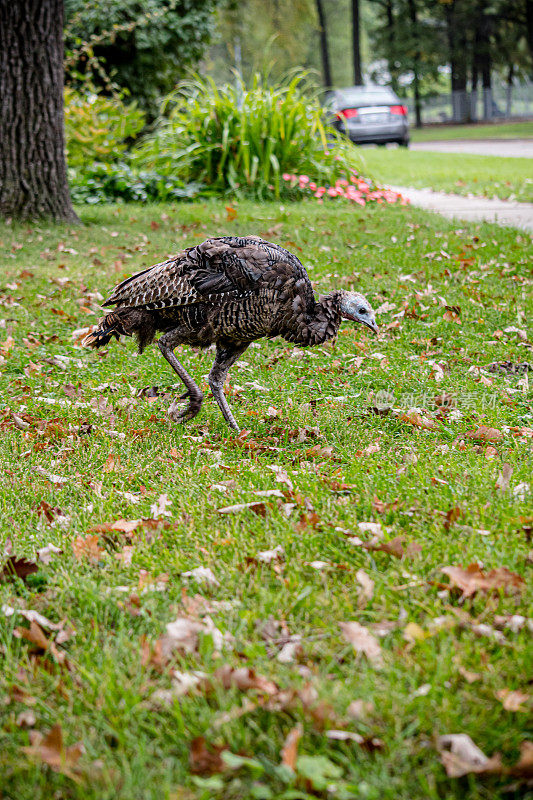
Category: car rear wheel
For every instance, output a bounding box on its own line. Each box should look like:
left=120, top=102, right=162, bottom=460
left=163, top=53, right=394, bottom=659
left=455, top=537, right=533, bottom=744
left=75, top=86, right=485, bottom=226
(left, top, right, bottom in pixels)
left=399, top=138, right=409, bottom=148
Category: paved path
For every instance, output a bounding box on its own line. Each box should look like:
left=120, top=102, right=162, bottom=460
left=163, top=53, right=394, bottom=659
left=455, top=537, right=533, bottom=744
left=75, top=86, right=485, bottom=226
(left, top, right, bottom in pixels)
left=391, top=185, right=533, bottom=233
left=411, top=139, right=533, bottom=158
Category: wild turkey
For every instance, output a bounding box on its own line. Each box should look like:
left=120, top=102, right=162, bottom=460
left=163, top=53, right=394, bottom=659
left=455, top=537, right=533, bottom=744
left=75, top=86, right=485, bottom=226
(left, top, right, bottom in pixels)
left=83, top=235, right=378, bottom=431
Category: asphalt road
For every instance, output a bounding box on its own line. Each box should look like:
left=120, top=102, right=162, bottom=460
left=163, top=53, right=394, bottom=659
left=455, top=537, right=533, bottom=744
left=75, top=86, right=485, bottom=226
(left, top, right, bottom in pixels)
left=411, top=139, right=533, bottom=158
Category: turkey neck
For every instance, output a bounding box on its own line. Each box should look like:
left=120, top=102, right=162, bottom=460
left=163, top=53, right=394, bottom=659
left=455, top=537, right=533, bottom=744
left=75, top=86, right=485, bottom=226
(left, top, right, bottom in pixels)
left=280, top=290, right=342, bottom=348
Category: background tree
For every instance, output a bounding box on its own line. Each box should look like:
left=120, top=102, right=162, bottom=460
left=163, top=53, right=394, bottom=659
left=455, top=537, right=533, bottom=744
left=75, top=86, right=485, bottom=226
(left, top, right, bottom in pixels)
left=315, top=0, right=333, bottom=86
left=0, top=0, right=78, bottom=222
left=352, top=0, right=363, bottom=83
left=64, top=0, right=219, bottom=118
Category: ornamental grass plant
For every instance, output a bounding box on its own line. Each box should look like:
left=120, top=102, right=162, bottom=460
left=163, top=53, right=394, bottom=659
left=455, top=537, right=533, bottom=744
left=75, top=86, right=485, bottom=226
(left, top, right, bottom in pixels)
left=132, top=70, right=358, bottom=199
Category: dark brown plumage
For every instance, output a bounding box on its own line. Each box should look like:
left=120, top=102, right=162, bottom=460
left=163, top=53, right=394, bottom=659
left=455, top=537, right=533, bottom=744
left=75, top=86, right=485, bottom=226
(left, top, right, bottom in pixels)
left=83, top=235, right=378, bottom=430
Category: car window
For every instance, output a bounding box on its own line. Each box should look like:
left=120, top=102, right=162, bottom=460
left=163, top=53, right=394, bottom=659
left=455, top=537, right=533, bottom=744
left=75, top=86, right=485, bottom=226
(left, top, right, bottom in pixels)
left=335, top=87, right=398, bottom=107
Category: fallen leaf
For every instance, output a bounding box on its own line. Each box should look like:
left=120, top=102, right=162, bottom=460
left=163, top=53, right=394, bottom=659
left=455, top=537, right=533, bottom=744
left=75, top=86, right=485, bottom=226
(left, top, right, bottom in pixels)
left=190, top=736, right=228, bottom=775
left=355, top=569, right=374, bottom=606
left=215, top=665, right=279, bottom=696
left=437, top=733, right=502, bottom=778
left=254, top=545, right=285, bottom=564
left=325, top=730, right=384, bottom=750
left=150, top=494, right=172, bottom=519
left=340, top=621, right=383, bottom=667
left=225, top=205, right=237, bottom=222
left=1, top=556, right=39, bottom=581
left=22, top=725, right=84, bottom=779
left=280, top=724, right=302, bottom=770
left=495, top=464, right=513, bottom=491
left=72, top=535, right=103, bottom=563
left=346, top=699, right=374, bottom=719
left=399, top=411, right=436, bottom=430
left=466, top=426, right=504, bottom=443
left=442, top=564, right=525, bottom=598
left=37, top=543, right=62, bottom=564
left=181, top=567, right=220, bottom=587
left=495, top=689, right=529, bottom=712
left=217, top=501, right=267, bottom=516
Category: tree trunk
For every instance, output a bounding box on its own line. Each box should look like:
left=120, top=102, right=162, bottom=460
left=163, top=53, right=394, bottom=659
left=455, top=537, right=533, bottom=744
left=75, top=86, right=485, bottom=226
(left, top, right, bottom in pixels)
left=525, top=0, right=533, bottom=64
left=315, top=0, right=332, bottom=87
left=385, top=0, right=398, bottom=93
left=445, top=2, right=468, bottom=123
left=352, top=0, right=362, bottom=85
left=407, top=0, right=422, bottom=128
left=505, top=64, right=514, bottom=118
left=0, top=0, right=78, bottom=222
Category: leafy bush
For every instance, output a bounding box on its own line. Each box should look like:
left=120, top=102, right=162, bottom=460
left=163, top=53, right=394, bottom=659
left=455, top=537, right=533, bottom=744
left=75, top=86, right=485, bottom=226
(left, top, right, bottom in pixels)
left=69, top=162, right=204, bottom=204
left=65, top=88, right=145, bottom=168
left=132, top=71, right=355, bottom=199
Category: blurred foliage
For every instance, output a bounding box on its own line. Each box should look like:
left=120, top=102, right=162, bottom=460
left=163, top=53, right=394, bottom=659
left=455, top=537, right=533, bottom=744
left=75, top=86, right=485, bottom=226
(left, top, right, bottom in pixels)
left=64, top=0, right=219, bottom=118
left=68, top=162, right=204, bottom=204
left=131, top=71, right=357, bottom=199
left=64, top=87, right=145, bottom=168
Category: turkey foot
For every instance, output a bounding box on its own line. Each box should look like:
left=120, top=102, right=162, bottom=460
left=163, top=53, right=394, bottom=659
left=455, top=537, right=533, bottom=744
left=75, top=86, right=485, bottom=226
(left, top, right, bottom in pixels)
left=167, top=394, right=203, bottom=423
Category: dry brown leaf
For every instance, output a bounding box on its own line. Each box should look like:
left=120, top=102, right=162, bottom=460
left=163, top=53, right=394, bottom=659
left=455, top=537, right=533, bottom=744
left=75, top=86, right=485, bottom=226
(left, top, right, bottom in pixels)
left=437, top=734, right=502, bottom=778
left=22, top=724, right=84, bottom=780
left=399, top=411, right=436, bottom=430
left=72, top=534, right=103, bottom=563
left=371, top=494, right=399, bottom=514
left=217, top=501, right=267, bottom=517
left=495, top=463, right=513, bottom=491
left=280, top=724, right=302, bottom=770
left=355, top=569, right=374, bottom=606
left=442, top=563, right=525, bottom=598
left=15, top=620, right=50, bottom=651
left=509, top=741, right=533, bottom=778
left=1, top=556, right=39, bottom=581
left=458, top=667, right=482, bottom=683
left=189, top=736, right=228, bottom=775
left=340, top=621, right=383, bottom=667
left=496, top=689, right=530, bottom=712
left=466, top=426, right=504, bottom=443
left=346, top=699, right=375, bottom=719
left=443, top=307, right=461, bottom=324
left=215, top=665, right=279, bottom=696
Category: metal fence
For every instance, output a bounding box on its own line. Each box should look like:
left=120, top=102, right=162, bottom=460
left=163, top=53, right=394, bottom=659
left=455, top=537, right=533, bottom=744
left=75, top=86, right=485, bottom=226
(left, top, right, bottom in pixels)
left=406, top=79, right=533, bottom=124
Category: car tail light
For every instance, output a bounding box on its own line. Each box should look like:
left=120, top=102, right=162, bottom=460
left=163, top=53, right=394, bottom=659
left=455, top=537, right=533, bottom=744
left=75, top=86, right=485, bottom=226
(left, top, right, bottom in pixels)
left=389, top=105, right=407, bottom=116
left=338, top=108, right=358, bottom=119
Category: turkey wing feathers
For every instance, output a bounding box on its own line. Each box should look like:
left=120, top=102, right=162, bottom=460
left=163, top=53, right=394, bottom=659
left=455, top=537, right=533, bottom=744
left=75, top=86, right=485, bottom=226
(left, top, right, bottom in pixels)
left=101, top=235, right=314, bottom=312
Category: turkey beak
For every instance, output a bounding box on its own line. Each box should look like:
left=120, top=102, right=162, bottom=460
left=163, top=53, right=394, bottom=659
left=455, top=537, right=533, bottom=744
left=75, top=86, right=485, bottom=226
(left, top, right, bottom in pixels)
left=364, top=319, right=379, bottom=334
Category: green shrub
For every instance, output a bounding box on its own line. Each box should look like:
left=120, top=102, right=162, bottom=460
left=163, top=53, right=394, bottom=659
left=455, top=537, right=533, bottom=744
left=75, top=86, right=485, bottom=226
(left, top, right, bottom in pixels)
left=132, top=70, right=355, bottom=198
left=65, top=87, right=145, bottom=168
left=69, top=162, right=204, bottom=204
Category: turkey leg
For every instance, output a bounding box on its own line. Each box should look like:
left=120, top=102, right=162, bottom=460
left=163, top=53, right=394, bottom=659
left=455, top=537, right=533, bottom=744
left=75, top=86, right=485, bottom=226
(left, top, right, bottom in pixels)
left=208, top=341, right=249, bottom=431
left=158, top=329, right=204, bottom=423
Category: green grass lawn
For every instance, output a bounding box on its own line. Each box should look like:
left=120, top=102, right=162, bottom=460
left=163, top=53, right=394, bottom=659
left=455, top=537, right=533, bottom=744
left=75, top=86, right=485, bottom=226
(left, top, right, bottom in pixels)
left=411, top=121, right=533, bottom=142
left=359, top=147, right=533, bottom=202
left=0, top=200, right=531, bottom=800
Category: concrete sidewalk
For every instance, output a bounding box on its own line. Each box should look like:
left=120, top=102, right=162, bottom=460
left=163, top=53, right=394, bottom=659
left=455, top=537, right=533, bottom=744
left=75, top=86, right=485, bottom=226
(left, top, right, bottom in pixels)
left=391, top=185, right=533, bottom=233
left=411, top=139, right=533, bottom=158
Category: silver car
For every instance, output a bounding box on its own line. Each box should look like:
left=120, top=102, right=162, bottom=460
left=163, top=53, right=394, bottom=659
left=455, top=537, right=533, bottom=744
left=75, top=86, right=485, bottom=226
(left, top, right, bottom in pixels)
left=326, top=86, right=409, bottom=147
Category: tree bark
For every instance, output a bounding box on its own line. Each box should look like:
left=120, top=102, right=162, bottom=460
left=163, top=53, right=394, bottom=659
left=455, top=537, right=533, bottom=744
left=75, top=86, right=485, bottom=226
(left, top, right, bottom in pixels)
left=445, top=2, right=469, bottom=123
left=315, top=0, right=332, bottom=87
left=385, top=0, right=398, bottom=93
left=352, top=0, right=362, bottom=85
left=407, top=0, right=422, bottom=128
left=525, top=0, right=533, bottom=63
left=0, top=0, right=78, bottom=222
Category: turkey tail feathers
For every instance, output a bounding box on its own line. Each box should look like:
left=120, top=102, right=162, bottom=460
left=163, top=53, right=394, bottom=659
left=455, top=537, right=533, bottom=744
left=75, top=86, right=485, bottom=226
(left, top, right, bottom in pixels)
left=82, top=308, right=156, bottom=353
left=82, top=311, right=125, bottom=349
